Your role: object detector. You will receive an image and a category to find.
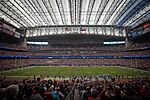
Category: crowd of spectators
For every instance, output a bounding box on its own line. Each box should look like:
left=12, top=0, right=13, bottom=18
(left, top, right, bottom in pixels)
left=0, top=58, right=149, bottom=71
left=0, top=76, right=149, bottom=100
left=0, top=77, right=74, bottom=100
left=0, top=43, right=27, bottom=50
left=0, top=42, right=150, bottom=71
left=27, top=44, right=125, bottom=51
left=126, top=42, right=150, bottom=50
left=42, top=59, right=150, bottom=70
left=0, top=43, right=150, bottom=100
left=0, top=59, right=50, bottom=71
left=77, top=77, right=150, bottom=100
left=0, top=49, right=150, bottom=57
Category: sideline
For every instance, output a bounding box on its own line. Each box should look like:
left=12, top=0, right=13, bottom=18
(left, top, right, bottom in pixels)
left=0, top=65, right=149, bottom=73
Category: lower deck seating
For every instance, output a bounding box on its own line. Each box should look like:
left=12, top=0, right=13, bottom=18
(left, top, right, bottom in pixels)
left=0, top=58, right=149, bottom=71
left=0, top=76, right=149, bottom=100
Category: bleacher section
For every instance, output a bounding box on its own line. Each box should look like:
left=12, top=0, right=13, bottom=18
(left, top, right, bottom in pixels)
left=0, top=45, right=150, bottom=71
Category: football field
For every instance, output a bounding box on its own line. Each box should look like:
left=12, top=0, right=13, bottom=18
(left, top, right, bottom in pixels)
left=0, top=66, right=149, bottom=78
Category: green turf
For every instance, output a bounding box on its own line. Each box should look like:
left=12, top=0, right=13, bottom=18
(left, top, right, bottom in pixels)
left=0, top=66, right=149, bottom=77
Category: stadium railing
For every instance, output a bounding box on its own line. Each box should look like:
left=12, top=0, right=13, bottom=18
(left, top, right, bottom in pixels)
left=65, top=85, right=75, bottom=100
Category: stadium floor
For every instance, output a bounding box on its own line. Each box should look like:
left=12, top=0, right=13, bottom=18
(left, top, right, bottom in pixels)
left=0, top=66, right=149, bottom=79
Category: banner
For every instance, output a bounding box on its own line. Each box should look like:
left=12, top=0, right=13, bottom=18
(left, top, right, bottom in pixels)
left=1, top=28, right=15, bottom=35
left=2, top=23, right=16, bottom=32
left=143, top=23, right=150, bottom=29
left=14, top=31, right=20, bottom=38
left=80, top=27, right=86, bottom=31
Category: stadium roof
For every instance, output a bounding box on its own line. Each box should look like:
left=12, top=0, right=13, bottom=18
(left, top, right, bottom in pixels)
left=0, top=0, right=150, bottom=36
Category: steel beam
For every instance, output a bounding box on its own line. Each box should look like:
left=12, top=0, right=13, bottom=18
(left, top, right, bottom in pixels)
left=9, top=0, right=35, bottom=26
left=0, top=2, right=28, bottom=26
left=85, top=0, right=95, bottom=24
left=0, top=7, right=23, bottom=26
left=20, top=0, right=42, bottom=25
left=78, top=0, right=83, bottom=24
left=26, top=25, right=128, bottom=37
left=34, top=0, right=51, bottom=24
left=117, top=0, right=149, bottom=26
left=4, top=2, right=31, bottom=26
left=68, top=0, right=73, bottom=24
left=55, top=0, right=66, bottom=24
left=102, top=0, right=123, bottom=24
left=109, top=0, right=129, bottom=25
left=113, top=0, right=137, bottom=24
left=27, top=0, right=46, bottom=24
left=13, top=0, right=37, bottom=25
left=42, top=0, right=58, bottom=24
left=132, top=12, right=150, bottom=28
left=94, top=0, right=109, bottom=24
left=124, top=3, right=150, bottom=26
